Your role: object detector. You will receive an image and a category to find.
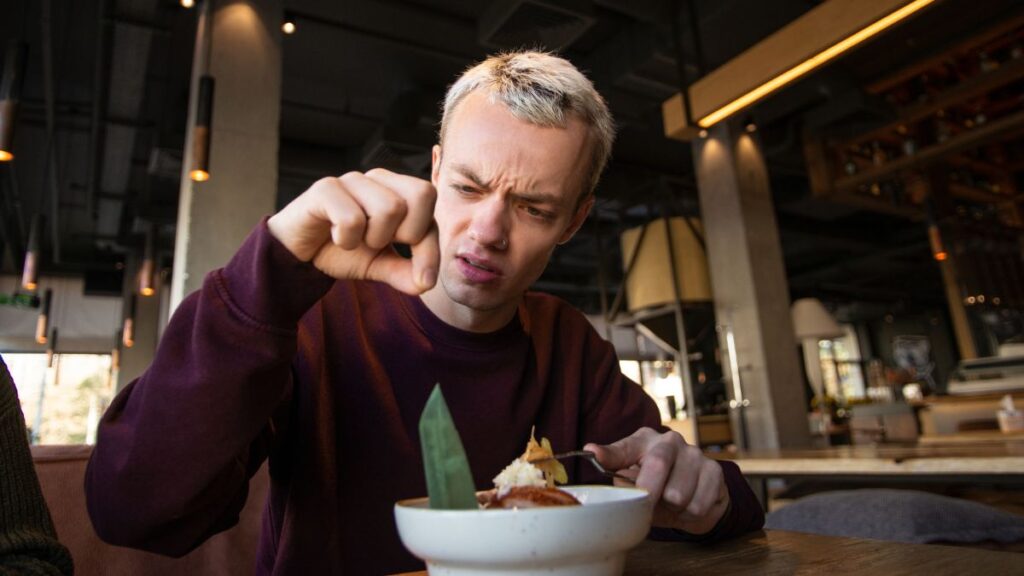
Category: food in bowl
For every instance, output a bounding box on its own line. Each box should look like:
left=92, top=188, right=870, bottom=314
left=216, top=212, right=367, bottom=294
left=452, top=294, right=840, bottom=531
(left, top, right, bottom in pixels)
left=478, top=430, right=581, bottom=509
left=395, top=485, right=653, bottom=576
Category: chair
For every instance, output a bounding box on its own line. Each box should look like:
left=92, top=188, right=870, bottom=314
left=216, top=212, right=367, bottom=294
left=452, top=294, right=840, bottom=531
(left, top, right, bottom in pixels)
left=33, top=444, right=268, bottom=576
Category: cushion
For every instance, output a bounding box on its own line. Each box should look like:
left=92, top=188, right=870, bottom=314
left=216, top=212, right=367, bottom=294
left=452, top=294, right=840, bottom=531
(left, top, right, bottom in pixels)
left=765, top=489, right=1024, bottom=544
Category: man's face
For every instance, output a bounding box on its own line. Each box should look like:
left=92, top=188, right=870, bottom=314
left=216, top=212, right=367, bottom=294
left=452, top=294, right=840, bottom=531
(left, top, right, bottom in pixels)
left=429, top=90, right=594, bottom=318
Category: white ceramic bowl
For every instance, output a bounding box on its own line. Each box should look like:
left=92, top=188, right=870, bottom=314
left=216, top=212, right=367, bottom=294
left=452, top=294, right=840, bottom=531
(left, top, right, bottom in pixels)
left=394, top=485, right=653, bottom=576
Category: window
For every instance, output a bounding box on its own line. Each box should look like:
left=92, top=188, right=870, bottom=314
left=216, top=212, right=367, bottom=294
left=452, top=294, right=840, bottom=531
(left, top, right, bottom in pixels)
left=818, top=324, right=867, bottom=401
left=4, top=352, right=114, bottom=445
left=620, top=359, right=685, bottom=422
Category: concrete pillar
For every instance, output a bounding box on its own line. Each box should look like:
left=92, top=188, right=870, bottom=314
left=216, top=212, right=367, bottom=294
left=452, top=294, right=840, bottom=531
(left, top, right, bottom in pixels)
left=170, top=0, right=282, bottom=312
left=692, top=120, right=810, bottom=450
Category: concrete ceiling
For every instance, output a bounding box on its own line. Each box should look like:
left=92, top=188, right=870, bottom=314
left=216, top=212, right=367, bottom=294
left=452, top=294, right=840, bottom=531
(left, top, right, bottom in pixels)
left=1, top=0, right=1022, bottom=320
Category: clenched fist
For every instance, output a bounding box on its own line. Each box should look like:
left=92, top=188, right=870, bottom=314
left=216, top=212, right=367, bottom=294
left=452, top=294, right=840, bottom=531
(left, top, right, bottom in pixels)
left=268, top=168, right=440, bottom=295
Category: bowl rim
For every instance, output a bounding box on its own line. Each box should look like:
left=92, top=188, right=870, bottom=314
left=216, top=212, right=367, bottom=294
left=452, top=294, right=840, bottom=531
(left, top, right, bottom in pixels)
left=394, top=484, right=651, bottom=514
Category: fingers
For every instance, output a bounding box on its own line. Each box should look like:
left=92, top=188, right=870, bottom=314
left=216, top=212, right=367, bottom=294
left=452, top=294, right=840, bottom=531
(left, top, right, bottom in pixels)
left=660, top=444, right=700, bottom=510
left=268, top=176, right=367, bottom=261
left=314, top=169, right=436, bottom=251
left=591, top=429, right=729, bottom=532
left=584, top=427, right=657, bottom=471
left=311, top=182, right=366, bottom=250
left=363, top=220, right=440, bottom=294
left=589, top=430, right=715, bottom=510
left=364, top=168, right=437, bottom=244
left=410, top=222, right=440, bottom=290
left=684, top=459, right=726, bottom=519
left=633, top=439, right=677, bottom=504
left=612, top=465, right=639, bottom=488
left=339, top=172, right=408, bottom=250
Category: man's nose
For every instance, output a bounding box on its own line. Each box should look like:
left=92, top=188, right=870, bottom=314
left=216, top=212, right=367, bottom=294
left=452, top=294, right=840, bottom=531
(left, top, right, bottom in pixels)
left=468, top=195, right=510, bottom=250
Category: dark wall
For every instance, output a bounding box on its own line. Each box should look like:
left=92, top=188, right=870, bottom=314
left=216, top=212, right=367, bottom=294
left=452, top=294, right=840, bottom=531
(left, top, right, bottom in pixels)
left=865, top=312, right=959, bottom=394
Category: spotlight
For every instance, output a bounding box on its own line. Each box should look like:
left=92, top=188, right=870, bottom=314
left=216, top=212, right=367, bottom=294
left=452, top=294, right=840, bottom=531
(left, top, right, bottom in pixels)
left=282, top=13, right=296, bottom=34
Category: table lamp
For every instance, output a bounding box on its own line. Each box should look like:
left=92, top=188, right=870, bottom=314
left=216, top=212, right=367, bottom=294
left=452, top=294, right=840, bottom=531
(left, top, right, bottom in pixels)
left=791, top=298, right=844, bottom=408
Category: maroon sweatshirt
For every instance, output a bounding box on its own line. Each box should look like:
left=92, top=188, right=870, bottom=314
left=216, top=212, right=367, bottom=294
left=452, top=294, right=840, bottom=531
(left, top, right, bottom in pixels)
left=85, top=220, right=763, bottom=575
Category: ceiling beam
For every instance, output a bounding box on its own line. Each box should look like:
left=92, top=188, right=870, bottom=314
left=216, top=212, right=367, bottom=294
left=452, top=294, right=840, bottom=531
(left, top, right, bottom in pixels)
left=663, top=0, right=935, bottom=138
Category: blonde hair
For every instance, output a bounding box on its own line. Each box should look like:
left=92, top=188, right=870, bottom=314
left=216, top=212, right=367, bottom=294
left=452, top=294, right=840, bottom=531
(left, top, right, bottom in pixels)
left=439, top=51, right=615, bottom=201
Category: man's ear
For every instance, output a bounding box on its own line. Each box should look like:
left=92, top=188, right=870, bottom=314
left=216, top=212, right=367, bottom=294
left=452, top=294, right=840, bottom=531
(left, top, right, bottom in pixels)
left=431, top=145, right=442, bottom=188
left=558, top=195, right=595, bottom=245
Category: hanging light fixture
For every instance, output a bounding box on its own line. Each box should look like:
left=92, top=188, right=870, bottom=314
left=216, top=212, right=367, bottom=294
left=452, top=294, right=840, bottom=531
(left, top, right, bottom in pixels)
left=111, top=331, right=122, bottom=371
left=0, top=41, right=28, bottom=162
left=190, top=75, right=215, bottom=182
left=180, top=0, right=195, bottom=8
left=21, top=214, right=44, bottom=291
left=925, top=200, right=947, bottom=262
left=108, top=330, right=122, bottom=390
left=46, top=327, right=59, bottom=368
left=122, top=294, right=136, bottom=349
left=35, top=288, right=52, bottom=344
left=928, top=222, right=947, bottom=261
left=138, top=225, right=156, bottom=296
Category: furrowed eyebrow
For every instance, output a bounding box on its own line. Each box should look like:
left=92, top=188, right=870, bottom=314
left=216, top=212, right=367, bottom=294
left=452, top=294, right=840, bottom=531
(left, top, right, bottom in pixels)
left=511, top=191, right=562, bottom=207
left=450, top=164, right=489, bottom=188
left=450, top=162, right=566, bottom=209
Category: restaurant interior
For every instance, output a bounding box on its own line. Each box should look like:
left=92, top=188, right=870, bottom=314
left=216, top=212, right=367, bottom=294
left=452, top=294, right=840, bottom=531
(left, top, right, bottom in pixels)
left=1, top=0, right=1023, bottom=574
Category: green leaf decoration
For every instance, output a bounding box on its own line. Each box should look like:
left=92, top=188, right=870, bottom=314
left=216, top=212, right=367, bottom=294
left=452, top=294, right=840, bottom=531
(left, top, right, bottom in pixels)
left=419, top=384, right=478, bottom=509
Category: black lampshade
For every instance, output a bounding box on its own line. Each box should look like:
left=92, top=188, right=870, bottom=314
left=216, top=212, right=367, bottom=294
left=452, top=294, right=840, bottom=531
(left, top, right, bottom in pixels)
left=35, top=288, right=52, bottom=344
left=46, top=327, right=59, bottom=368
left=122, top=294, right=136, bottom=348
left=21, top=214, right=44, bottom=291
left=190, top=75, right=215, bottom=181
left=138, top=225, right=156, bottom=296
left=0, top=40, right=28, bottom=162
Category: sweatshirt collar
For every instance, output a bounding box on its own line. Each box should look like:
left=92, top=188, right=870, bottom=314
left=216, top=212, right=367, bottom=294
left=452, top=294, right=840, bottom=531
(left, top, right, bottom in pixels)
left=398, top=291, right=525, bottom=351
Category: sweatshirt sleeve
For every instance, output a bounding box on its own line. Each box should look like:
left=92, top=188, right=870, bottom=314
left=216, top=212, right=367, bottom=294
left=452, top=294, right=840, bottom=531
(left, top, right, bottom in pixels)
left=578, top=326, right=765, bottom=543
left=85, top=219, right=335, bottom=557
left=0, top=359, right=74, bottom=576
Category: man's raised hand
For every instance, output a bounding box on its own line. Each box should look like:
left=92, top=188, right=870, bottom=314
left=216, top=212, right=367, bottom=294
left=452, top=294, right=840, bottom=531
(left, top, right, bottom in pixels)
left=268, top=168, right=440, bottom=295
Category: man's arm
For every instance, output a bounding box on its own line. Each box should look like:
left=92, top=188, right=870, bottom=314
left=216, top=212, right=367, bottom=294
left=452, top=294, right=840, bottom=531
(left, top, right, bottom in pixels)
left=578, top=327, right=764, bottom=542
left=86, top=170, right=439, bottom=557
left=85, top=221, right=334, bottom=556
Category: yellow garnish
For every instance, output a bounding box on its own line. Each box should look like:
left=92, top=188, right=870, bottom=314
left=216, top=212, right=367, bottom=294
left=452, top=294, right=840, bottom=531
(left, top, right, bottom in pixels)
left=521, top=427, right=568, bottom=488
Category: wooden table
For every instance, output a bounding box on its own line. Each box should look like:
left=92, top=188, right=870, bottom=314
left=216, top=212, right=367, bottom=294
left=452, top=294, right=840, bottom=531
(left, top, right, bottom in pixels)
left=918, top=430, right=1024, bottom=445
left=713, top=442, right=1024, bottom=483
left=394, top=529, right=1022, bottom=575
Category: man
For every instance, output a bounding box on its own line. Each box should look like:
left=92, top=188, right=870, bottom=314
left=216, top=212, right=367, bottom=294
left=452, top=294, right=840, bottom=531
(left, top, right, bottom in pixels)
left=86, top=51, right=762, bottom=575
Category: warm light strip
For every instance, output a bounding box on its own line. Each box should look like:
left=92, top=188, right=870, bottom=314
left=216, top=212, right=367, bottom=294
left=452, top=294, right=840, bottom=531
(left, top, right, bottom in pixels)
left=697, top=0, right=936, bottom=128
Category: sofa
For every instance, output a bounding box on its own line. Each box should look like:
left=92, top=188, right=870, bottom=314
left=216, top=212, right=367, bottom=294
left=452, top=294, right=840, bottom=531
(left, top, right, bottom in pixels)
left=32, top=444, right=268, bottom=576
